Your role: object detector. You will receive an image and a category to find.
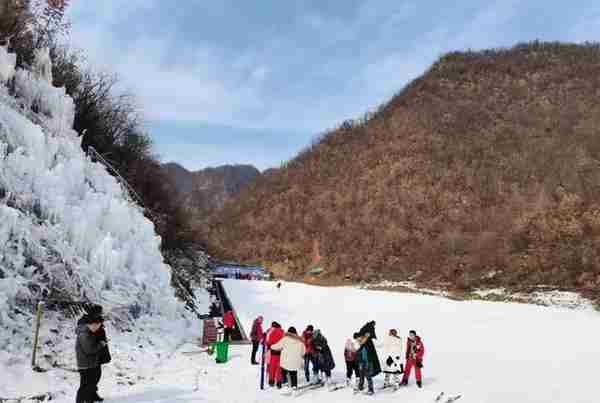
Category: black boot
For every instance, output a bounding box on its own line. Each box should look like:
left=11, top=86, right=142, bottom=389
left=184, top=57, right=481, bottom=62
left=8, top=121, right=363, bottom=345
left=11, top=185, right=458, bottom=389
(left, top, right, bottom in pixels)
left=93, top=393, right=104, bottom=402
left=417, top=381, right=422, bottom=388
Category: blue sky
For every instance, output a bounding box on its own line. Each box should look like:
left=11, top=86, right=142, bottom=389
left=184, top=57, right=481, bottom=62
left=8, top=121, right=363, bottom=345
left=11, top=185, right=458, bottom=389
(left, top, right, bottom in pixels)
left=68, top=1, right=600, bottom=171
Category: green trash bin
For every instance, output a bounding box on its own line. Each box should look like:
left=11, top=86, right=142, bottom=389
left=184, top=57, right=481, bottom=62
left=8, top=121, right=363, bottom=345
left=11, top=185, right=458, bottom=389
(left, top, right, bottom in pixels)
left=215, top=341, right=229, bottom=363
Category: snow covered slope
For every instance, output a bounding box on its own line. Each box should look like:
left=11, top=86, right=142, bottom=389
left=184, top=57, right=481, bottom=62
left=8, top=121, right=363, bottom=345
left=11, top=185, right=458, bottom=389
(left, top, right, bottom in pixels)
left=17, top=280, right=597, bottom=402
left=224, top=279, right=599, bottom=403
left=0, top=44, right=199, bottom=396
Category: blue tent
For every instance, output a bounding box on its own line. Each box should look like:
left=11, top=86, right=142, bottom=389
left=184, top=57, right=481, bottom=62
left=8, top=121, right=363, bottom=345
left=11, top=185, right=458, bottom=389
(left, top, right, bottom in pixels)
left=213, top=264, right=269, bottom=279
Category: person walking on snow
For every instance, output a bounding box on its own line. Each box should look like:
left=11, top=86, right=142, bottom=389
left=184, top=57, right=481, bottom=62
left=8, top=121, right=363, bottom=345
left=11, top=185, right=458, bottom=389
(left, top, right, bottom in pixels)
left=223, top=310, right=236, bottom=342
left=302, top=325, right=318, bottom=383
left=381, top=329, right=404, bottom=389
left=75, top=315, right=107, bottom=403
left=250, top=315, right=264, bottom=365
left=271, top=327, right=306, bottom=396
left=312, top=329, right=335, bottom=387
left=344, top=333, right=360, bottom=387
left=266, top=321, right=285, bottom=388
left=401, top=330, right=425, bottom=388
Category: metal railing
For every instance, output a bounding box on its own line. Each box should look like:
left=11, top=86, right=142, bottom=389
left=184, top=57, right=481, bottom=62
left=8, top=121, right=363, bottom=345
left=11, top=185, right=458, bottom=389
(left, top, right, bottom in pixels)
left=86, top=145, right=156, bottom=221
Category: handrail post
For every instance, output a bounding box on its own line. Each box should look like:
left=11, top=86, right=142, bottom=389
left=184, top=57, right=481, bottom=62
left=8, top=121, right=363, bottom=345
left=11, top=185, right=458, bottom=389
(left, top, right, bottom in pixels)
left=31, top=301, right=44, bottom=370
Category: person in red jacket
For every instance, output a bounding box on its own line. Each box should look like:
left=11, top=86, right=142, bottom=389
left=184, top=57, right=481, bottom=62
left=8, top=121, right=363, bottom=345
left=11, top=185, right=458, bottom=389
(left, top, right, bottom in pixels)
left=223, top=310, right=236, bottom=342
left=401, top=330, right=425, bottom=388
left=266, top=321, right=285, bottom=388
left=250, top=315, right=264, bottom=365
left=302, top=325, right=318, bottom=383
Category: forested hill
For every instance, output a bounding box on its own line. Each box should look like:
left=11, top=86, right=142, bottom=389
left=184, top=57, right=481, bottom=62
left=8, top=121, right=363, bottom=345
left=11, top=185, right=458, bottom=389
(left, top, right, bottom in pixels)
left=209, top=42, right=600, bottom=301
left=163, top=162, right=260, bottom=220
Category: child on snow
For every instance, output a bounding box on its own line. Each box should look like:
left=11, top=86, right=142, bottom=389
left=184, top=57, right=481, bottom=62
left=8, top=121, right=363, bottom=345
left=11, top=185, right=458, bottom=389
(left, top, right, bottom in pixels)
left=381, top=329, right=404, bottom=389
left=270, top=327, right=306, bottom=395
left=344, top=333, right=360, bottom=387
left=401, top=329, right=425, bottom=388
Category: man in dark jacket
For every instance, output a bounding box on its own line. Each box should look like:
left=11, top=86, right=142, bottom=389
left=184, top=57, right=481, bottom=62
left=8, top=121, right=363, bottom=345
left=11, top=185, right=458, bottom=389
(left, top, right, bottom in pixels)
left=250, top=315, right=264, bottom=365
left=77, top=306, right=110, bottom=402
left=358, top=321, right=382, bottom=377
left=75, top=315, right=107, bottom=403
left=312, top=329, right=335, bottom=386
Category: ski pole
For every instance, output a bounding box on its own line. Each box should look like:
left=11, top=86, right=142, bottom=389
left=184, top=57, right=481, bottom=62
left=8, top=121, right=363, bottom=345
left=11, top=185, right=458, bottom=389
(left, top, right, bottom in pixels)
left=260, top=337, right=266, bottom=390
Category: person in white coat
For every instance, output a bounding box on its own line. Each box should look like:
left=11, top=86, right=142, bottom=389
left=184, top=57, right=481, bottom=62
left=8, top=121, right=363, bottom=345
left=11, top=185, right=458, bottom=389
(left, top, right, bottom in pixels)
left=271, top=326, right=306, bottom=395
left=381, top=329, right=404, bottom=389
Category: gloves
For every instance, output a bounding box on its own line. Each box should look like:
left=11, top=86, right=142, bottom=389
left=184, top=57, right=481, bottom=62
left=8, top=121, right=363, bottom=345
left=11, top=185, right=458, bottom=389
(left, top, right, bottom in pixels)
left=416, top=360, right=423, bottom=368
left=386, top=356, right=394, bottom=366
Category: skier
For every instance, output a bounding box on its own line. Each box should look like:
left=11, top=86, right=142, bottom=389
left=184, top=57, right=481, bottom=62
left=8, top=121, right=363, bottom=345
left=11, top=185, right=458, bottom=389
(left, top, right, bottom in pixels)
left=75, top=315, right=107, bottom=403
left=77, top=305, right=110, bottom=402
left=312, top=329, right=335, bottom=387
left=266, top=321, right=285, bottom=388
left=358, top=321, right=382, bottom=377
left=223, top=310, right=236, bottom=342
left=250, top=315, right=264, bottom=365
left=302, top=325, right=317, bottom=383
left=276, top=282, right=282, bottom=291
left=271, top=327, right=306, bottom=396
left=381, top=329, right=404, bottom=389
left=401, top=330, right=425, bottom=388
left=344, top=332, right=360, bottom=387
left=355, top=333, right=375, bottom=395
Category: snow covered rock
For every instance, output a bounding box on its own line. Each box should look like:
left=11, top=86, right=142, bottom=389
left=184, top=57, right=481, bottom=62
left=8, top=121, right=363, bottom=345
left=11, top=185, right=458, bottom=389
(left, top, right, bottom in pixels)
left=0, top=45, right=192, bottom=358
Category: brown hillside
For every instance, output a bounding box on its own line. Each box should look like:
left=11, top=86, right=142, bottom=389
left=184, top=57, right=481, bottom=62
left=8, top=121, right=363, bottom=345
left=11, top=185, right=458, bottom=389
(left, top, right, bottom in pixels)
left=209, top=42, right=600, bottom=300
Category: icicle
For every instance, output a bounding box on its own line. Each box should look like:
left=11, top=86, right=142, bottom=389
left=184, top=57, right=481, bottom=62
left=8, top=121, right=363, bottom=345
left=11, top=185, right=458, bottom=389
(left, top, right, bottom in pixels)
left=0, top=45, right=16, bottom=84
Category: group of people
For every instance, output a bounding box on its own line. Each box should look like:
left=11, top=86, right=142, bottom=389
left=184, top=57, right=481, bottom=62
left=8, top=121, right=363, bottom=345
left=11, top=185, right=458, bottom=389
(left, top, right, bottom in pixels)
left=249, top=317, right=425, bottom=396
left=74, top=305, right=111, bottom=403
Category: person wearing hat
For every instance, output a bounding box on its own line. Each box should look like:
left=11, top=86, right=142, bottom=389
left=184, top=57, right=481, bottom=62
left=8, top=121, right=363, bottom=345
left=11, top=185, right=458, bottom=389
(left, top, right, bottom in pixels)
left=271, top=327, right=305, bottom=395
left=77, top=305, right=110, bottom=402
left=75, top=315, right=108, bottom=403
left=250, top=315, right=264, bottom=365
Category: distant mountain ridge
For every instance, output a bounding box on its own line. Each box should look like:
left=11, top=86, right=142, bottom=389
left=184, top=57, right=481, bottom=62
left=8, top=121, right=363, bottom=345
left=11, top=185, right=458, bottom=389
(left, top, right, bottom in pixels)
left=163, top=162, right=261, bottom=219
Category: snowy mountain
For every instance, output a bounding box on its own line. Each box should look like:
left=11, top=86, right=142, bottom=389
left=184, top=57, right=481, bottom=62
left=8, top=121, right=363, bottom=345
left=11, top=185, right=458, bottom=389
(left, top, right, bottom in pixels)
left=0, top=44, right=202, bottom=372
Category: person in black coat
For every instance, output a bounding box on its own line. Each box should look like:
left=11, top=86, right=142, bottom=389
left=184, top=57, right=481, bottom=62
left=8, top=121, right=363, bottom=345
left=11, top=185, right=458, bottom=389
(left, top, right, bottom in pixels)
left=77, top=305, right=111, bottom=402
left=312, top=329, right=335, bottom=385
left=358, top=321, right=382, bottom=378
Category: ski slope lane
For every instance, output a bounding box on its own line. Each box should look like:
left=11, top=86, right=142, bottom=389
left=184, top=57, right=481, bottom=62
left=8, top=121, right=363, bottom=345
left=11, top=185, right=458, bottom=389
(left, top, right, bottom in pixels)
left=46, top=280, right=598, bottom=403
left=225, top=279, right=600, bottom=403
